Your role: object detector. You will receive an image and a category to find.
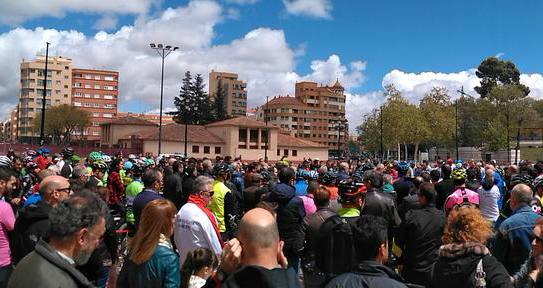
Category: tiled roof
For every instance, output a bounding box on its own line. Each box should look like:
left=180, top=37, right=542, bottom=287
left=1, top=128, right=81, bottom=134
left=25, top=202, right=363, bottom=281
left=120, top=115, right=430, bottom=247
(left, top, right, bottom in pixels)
left=206, top=117, right=279, bottom=129
left=101, top=116, right=157, bottom=126
left=266, top=96, right=305, bottom=107
left=136, top=123, right=224, bottom=144
left=277, top=133, right=328, bottom=148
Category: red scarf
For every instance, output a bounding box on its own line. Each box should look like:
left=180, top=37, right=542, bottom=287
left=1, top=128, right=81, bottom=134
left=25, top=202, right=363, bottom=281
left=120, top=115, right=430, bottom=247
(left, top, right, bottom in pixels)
left=187, top=194, right=224, bottom=246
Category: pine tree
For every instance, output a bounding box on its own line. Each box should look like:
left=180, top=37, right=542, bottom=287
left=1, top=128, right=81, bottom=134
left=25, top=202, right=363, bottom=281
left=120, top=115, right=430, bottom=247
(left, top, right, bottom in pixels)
left=173, top=72, right=215, bottom=125
left=214, top=79, right=227, bottom=121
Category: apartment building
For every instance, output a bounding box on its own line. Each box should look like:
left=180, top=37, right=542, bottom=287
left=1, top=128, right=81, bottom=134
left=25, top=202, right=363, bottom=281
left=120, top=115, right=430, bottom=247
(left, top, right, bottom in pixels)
left=208, top=71, right=247, bottom=117
left=260, top=80, right=348, bottom=153
left=18, top=56, right=73, bottom=142
left=71, top=68, right=119, bottom=142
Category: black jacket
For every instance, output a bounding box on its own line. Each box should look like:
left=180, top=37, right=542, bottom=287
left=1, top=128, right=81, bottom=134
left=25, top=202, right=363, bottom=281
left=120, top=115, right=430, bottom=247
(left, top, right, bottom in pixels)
left=8, top=240, right=95, bottom=288
left=430, top=243, right=513, bottom=288
left=397, top=194, right=420, bottom=221
left=221, top=265, right=300, bottom=288
left=163, top=172, right=183, bottom=209
left=395, top=205, right=445, bottom=285
left=243, top=186, right=269, bottom=212
left=325, top=260, right=408, bottom=288
left=303, top=207, right=337, bottom=270
left=361, top=188, right=401, bottom=232
left=435, top=179, right=454, bottom=209
left=267, top=183, right=306, bottom=256
left=10, top=201, right=52, bottom=264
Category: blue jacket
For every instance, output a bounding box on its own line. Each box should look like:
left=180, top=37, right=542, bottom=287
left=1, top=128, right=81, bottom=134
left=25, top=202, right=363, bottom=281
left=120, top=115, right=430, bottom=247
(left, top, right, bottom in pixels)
left=294, top=179, right=308, bottom=196
left=492, top=204, right=541, bottom=274
left=118, top=244, right=180, bottom=288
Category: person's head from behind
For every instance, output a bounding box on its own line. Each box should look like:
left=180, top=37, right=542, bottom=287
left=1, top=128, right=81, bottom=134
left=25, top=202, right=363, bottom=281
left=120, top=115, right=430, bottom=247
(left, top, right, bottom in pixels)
left=363, top=170, right=383, bottom=189
left=181, top=248, right=218, bottom=284
left=48, top=191, right=107, bottom=265
left=382, top=173, right=393, bottom=185
left=412, top=176, right=424, bottom=189
left=442, top=206, right=492, bottom=245
left=417, top=183, right=436, bottom=206
left=142, top=168, right=163, bottom=191
left=531, top=218, right=543, bottom=259
left=430, top=169, right=441, bottom=183
left=130, top=199, right=177, bottom=265
left=0, top=167, right=17, bottom=197
left=278, top=167, right=296, bottom=185
left=237, top=208, right=281, bottom=268
left=339, top=162, right=349, bottom=172
left=96, top=187, right=110, bottom=203
left=441, top=164, right=452, bottom=180
left=421, top=172, right=431, bottom=183
left=40, top=175, right=72, bottom=206
left=192, top=176, right=214, bottom=205
left=71, top=164, right=89, bottom=183
left=510, top=183, right=533, bottom=211
left=353, top=215, right=388, bottom=264
left=306, top=180, right=320, bottom=196
left=38, top=169, right=56, bottom=181
left=313, top=185, right=331, bottom=208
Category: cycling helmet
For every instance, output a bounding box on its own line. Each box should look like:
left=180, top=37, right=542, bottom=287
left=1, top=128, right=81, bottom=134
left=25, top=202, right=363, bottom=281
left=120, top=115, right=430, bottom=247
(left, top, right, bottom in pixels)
left=397, top=161, right=409, bottom=172
left=62, top=147, right=74, bottom=158
left=307, top=170, right=318, bottom=181
left=26, top=150, right=37, bottom=157
left=0, top=156, right=12, bottom=168
left=128, top=154, right=137, bottom=160
left=213, top=163, right=230, bottom=176
left=142, top=158, right=155, bottom=168
left=131, top=164, right=144, bottom=175
left=101, top=154, right=112, bottom=163
left=88, top=151, right=102, bottom=162
left=123, top=161, right=134, bottom=171
left=26, top=161, right=38, bottom=169
left=338, top=178, right=366, bottom=204
left=91, top=160, right=108, bottom=171
left=444, top=187, right=480, bottom=213
left=320, top=171, right=338, bottom=186
left=451, top=168, right=467, bottom=181
left=297, top=170, right=309, bottom=180
left=510, top=173, right=534, bottom=189
left=260, top=170, right=271, bottom=182
left=533, top=175, right=543, bottom=189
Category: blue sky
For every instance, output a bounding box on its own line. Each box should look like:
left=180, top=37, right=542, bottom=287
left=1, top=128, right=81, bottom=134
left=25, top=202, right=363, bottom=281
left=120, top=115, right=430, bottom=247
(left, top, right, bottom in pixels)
left=0, top=0, right=542, bottom=128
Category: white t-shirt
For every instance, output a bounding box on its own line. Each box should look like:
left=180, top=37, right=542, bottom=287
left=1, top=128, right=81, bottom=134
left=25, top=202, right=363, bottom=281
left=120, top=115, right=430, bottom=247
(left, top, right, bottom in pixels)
left=174, top=203, right=222, bottom=264
left=477, top=185, right=500, bottom=221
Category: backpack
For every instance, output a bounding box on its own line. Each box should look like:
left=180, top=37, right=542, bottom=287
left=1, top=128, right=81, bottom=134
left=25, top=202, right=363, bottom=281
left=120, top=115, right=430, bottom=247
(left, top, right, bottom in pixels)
left=315, top=215, right=357, bottom=279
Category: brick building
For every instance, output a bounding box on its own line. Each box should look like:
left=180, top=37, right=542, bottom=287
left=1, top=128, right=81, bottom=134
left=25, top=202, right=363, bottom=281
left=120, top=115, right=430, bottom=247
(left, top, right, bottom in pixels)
left=71, top=68, right=119, bottom=143
left=209, top=70, right=247, bottom=117
left=259, top=80, right=348, bottom=154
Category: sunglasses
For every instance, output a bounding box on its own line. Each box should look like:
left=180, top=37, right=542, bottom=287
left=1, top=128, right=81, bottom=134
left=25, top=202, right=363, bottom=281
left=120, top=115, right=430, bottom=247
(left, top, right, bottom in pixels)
left=201, top=190, right=215, bottom=197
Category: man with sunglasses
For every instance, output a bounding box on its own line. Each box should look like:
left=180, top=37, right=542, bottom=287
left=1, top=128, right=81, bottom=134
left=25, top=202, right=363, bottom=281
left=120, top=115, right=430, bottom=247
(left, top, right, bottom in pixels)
left=174, top=175, right=223, bottom=264
left=11, top=175, right=72, bottom=265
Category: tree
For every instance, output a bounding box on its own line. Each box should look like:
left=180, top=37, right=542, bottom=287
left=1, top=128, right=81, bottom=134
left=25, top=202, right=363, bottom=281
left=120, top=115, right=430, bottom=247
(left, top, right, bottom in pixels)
left=33, top=104, right=89, bottom=145
left=475, top=57, right=530, bottom=98
left=419, top=87, right=454, bottom=149
left=172, top=71, right=215, bottom=125
left=213, top=79, right=227, bottom=121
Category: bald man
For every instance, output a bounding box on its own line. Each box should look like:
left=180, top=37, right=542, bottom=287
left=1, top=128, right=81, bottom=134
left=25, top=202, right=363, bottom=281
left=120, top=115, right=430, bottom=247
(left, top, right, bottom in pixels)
left=493, top=184, right=542, bottom=274
left=215, top=208, right=299, bottom=288
left=11, top=175, right=72, bottom=264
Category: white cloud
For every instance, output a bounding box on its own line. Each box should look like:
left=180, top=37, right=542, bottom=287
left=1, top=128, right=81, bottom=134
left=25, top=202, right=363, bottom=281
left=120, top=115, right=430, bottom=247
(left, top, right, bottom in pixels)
left=301, top=55, right=366, bottom=90
left=226, top=0, right=259, bottom=4
left=0, top=0, right=158, bottom=25
left=382, top=69, right=543, bottom=104
left=345, top=91, right=385, bottom=131
left=94, top=15, right=118, bottom=31
left=282, top=0, right=332, bottom=19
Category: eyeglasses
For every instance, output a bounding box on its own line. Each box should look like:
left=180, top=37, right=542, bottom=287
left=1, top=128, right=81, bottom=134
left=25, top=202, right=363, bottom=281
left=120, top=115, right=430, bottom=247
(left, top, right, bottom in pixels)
left=55, top=186, right=72, bottom=194
left=201, top=190, right=214, bottom=196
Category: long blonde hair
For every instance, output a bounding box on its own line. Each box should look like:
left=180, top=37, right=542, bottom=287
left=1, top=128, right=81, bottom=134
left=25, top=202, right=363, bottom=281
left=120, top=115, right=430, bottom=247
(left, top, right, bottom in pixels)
left=130, top=199, right=177, bottom=265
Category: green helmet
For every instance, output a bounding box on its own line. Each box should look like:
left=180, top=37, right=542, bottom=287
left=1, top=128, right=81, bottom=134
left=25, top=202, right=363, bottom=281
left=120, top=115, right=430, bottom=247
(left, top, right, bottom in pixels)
left=89, top=151, right=102, bottom=162
left=451, top=168, right=467, bottom=181
left=143, top=158, right=155, bottom=167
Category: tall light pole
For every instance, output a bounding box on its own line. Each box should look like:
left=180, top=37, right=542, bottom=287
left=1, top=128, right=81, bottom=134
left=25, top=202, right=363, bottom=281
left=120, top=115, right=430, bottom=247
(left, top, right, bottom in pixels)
left=264, top=96, right=269, bottom=161
left=149, top=43, right=178, bottom=156
left=380, top=105, right=384, bottom=162
left=39, top=42, right=50, bottom=146
left=456, top=86, right=475, bottom=162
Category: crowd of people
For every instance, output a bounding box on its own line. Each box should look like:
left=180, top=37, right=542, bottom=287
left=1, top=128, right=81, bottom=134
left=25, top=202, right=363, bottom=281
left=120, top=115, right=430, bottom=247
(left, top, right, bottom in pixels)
left=2, top=147, right=543, bottom=287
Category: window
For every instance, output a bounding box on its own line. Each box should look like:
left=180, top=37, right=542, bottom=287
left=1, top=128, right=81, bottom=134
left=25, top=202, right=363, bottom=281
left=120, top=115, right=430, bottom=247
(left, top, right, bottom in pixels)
left=104, top=76, right=114, bottom=81
left=284, top=149, right=289, bottom=156
left=94, top=84, right=100, bottom=89
left=103, top=113, right=113, bottom=118
left=94, top=75, right=101, bottom=80
left=84, top=74, right=92, bottom=79
left=55, top=90, right=60, bottom=94
left=73, top=102, right=81, bottom=107
left=105, top=104, right=115, bottom=109
left=64, top=66, right=69, bottom=70
left=74, top=73, right=82, bottom=78
left=215, top=147, right=221, bottom=154
left=64, top=75, right=69, bottom=79
left=192, top=145, right=200, bottom=153
left=104, top=95, right=114, bottom=99
left=93, top=113, right=100, bottom=117
left=55, top=80, right=61, bottom=85
left=94, top=94, right=100, bottom=99
left=204, top=146, right=210, bottom=154
left=238, top=129, right=247, bottom=149
left=64, top=85, right=68, bottom=89
left=277, top=149, right=280, bottom=156
left=85, top=94, right=91, bottom=98
left=92, top=131, right=100, bottom=136
left=292, top=150, right=298, bottom=157
left=84, top=84, right=91, bottom=88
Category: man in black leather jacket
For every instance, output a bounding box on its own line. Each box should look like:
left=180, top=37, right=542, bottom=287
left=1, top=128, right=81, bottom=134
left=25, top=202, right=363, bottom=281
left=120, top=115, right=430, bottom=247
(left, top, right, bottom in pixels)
left=361, top=170, right=401, bottom=251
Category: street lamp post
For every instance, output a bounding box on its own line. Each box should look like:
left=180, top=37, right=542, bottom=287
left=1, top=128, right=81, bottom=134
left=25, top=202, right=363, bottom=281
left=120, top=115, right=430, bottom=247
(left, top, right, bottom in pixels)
left=456, top=86, right=475, bottom=162
left=380, top=105, right=384, bottom=162
left=39, top=42, right=50, bottom=146
left=149, top=43, right=178, bottom=156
